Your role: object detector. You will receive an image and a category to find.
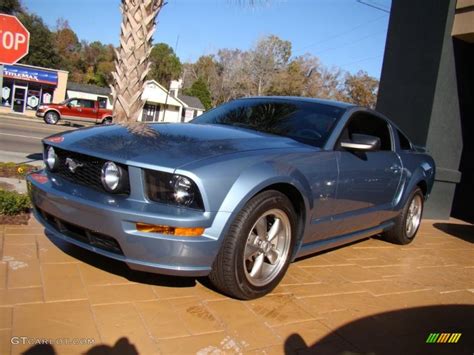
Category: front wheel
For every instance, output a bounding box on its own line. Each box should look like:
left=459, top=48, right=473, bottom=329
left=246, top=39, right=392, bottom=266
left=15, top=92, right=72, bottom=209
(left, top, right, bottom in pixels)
left=101, top=117, right=112, bottom=125
left=209, top=190, right=296, bottom=299
left=383, top=187, right=424, bottom=245
left=44, top=111, right=59, bottom=125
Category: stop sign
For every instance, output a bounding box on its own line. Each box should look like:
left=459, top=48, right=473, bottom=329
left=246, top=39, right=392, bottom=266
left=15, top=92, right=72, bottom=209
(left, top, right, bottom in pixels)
left=0, top=14, right=30, bottom=64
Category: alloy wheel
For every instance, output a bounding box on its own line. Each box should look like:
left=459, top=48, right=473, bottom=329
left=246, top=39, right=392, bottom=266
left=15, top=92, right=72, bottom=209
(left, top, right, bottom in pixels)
left=243, top=209, right=291, bottom=287
left=406, top=194, right=422, bottom=238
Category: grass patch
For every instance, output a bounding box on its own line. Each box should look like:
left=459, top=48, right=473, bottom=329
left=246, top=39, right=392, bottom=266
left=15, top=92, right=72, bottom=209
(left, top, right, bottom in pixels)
left=0, top=162, right=39, bottom=179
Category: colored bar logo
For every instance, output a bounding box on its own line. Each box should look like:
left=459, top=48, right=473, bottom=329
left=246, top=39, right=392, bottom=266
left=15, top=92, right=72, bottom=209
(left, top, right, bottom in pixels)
left=426, top=333, right=462, bottom=343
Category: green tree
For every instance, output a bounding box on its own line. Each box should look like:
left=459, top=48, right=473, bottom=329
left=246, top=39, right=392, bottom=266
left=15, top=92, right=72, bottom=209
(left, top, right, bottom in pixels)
left=18, top=13, right=61, bottom=68
left=183, top=77, right=212, bottom=110
left=0, top=0, right=23, bottom=15
left=148, top=43, right=182, bottom=87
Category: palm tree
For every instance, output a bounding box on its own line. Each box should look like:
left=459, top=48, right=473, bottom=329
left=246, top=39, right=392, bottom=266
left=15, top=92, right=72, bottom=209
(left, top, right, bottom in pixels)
left=111, top=0, right=164, bottom=124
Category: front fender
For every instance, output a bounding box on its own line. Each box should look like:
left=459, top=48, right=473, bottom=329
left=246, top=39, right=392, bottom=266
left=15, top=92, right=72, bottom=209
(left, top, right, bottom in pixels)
left=218, top=160, right=312, bottom=214
left=200, top=160, right=312, bottom=258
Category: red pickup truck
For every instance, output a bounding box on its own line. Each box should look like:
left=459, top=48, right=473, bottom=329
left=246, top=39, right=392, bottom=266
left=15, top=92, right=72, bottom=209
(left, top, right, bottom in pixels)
left=36, top=98, right=113, bottom=125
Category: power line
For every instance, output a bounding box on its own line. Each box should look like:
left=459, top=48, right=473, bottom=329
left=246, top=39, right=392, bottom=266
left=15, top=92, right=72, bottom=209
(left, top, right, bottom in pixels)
left=339, top=54, right=383, bottom=68
left=311, top=31, right=385, bottom=57
left=293, top=14, right=387, bottom=55
left=356, top=0, right=390, bottom=13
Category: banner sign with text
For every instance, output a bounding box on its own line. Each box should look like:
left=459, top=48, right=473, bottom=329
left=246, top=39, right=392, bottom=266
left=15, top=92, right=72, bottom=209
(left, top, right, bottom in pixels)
left=3, top=65, right=58, bottom=85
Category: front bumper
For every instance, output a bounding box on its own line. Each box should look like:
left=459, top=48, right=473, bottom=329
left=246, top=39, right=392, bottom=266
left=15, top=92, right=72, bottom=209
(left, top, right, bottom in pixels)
left=27, top=171, right=230, bottom=276
left=36, top=111, right=45, bottom=118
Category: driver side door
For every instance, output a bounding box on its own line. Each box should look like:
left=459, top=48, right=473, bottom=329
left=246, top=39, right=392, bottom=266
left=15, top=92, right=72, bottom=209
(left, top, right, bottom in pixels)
left=62, top=99, right=82, bottom=120
left=333, top=112, right=402, bottom=235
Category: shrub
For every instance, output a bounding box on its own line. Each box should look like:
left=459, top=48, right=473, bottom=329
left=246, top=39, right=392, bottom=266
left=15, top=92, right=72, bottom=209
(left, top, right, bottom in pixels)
left=0, top=190, right=31, bottom=215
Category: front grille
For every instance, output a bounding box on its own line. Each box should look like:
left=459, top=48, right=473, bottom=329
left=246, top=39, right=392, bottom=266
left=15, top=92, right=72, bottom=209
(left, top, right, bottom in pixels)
left=38, top=207, right=124, bottom=255
left=52, top=147, right=130, bottom=194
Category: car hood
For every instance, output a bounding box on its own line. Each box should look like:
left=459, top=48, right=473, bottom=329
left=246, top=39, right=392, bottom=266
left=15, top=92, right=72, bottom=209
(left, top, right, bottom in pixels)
left=45, top=123, right=313, bottom=170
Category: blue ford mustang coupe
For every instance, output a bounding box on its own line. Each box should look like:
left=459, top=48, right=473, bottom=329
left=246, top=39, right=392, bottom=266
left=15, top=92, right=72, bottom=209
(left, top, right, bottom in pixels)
left=27, top=97, right=435, bottom=299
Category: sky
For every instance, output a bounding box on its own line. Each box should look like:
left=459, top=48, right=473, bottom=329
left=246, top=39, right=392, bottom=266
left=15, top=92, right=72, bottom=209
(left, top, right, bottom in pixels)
left=22, top=0, right=391, bottom=78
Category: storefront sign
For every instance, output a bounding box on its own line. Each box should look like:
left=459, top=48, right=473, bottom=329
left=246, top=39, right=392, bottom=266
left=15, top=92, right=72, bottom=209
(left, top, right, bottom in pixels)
left=2, top=65, right=58, bottom=85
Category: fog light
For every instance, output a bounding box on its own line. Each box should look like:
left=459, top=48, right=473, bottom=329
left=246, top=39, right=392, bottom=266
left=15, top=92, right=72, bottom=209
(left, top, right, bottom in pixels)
left=136, top=223, right=204, bottom=237
left=101, top=161, right=122, bottom=192
left=45, top=146, right=58, bottom=171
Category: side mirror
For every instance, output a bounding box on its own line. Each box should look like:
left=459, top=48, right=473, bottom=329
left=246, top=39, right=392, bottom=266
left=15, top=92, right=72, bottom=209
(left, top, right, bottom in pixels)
left=66, top=102, right=72, bottom=108
left=340, top=133, right=381, bottom=151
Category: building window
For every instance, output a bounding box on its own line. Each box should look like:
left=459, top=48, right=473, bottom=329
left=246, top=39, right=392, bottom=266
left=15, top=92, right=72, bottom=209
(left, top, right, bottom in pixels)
left=1, top=79, right=13, bottom=107
left=26, top=83, right=41, bottom=110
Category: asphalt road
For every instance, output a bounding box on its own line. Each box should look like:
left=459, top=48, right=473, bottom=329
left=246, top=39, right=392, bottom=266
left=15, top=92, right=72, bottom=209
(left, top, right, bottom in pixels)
left=0, top=116, right=80, bottom=165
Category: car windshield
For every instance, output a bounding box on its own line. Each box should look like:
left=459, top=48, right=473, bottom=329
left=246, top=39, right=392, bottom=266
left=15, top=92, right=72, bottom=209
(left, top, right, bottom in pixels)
left=192, top=99, right=346, bottom=147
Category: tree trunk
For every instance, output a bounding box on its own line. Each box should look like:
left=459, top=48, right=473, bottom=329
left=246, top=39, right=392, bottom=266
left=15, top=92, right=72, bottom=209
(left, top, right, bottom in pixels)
left=111, top=0, right=164, bottom=124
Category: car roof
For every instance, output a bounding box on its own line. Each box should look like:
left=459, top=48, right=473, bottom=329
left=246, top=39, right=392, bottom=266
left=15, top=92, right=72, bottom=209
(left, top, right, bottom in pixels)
left=236, top=96, right=356, bottom=109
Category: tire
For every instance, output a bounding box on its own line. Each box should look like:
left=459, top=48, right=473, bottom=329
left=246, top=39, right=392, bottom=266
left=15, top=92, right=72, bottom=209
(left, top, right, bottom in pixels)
left=102, top=117, right=112, bottom=125
left=44, top=111, right=59, bottom=125
left=383, top=187, right=424, bottom=245
left=209, top=190, right=297, bottom=299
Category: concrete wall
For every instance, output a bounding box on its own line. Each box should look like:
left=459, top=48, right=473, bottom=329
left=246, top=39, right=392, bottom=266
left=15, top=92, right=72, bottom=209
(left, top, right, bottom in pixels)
left=376, top=0, right=462, bottom=219
left=52, top=70, right=68, bottom=103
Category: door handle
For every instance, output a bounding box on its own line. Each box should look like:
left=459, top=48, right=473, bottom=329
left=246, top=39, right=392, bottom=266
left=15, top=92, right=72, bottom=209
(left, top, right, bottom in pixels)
left=389, top=165, right=401, bottom=174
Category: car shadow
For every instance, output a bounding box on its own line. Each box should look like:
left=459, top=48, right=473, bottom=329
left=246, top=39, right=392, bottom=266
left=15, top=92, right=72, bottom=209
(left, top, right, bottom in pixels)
left=284, top=305, right=474, bottom=354
left=26, top=153, right=43, bottom=161
left=433, top=222, right=473, bottom=243
left=44, top=230, right=200, bottom=289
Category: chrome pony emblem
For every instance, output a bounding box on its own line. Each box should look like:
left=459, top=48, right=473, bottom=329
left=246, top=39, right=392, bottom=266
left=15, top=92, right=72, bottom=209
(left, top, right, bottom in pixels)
left=65, top=158, right=83, bottom=173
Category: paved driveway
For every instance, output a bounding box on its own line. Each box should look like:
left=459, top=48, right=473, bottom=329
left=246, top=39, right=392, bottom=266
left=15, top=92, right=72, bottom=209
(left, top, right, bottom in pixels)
left=0, top=218, right=473, bottom=354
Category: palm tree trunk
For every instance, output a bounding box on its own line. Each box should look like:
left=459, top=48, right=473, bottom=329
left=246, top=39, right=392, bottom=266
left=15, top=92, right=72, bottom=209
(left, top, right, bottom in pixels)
left=112, top=0, right=164, bottom=124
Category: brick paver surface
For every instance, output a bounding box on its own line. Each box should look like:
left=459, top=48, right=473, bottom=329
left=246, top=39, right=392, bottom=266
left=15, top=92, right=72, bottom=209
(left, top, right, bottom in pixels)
left=0, top=218, right=473, bottom=354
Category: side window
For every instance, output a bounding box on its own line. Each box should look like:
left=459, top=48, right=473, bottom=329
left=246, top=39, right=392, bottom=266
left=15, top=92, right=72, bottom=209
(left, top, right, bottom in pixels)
left=68, top=99, right=79, bottom=108
left=98, top=97, right=108, bottom=109
left=342, top=113, right=392, bottom=151
left=397, top=129, right=412, bottom=150
left=79, top=99, right=95, bottom=109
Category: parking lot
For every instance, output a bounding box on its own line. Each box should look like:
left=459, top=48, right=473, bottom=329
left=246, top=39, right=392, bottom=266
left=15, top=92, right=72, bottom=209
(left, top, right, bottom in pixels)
left=0, top=218, right=472, bottom=354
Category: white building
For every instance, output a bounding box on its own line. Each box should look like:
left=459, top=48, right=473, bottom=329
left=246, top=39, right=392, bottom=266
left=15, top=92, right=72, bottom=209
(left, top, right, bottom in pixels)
left=140, top=80, right=183, bottom=122
left=170, top=79, right=206, bottom=121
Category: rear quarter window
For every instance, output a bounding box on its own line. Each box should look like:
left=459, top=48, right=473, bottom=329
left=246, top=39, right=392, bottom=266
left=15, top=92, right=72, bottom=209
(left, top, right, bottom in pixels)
left=397, top=129, right=412, bottom=150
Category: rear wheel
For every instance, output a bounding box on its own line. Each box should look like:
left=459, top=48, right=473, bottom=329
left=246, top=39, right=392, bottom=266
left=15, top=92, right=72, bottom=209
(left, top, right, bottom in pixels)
left=384, top=187, right=424, bottom=245
left=209, top=190, right=296, bottom=299
left=102, top=117, right=112, bottom=125
left=44, top=111, right=59, bottom=125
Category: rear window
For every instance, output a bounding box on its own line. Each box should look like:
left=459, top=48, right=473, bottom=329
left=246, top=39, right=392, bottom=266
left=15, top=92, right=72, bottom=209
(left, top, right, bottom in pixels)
left=192, top=99, right=345, bottom=148
left=397, top=129, right=412, bottom=150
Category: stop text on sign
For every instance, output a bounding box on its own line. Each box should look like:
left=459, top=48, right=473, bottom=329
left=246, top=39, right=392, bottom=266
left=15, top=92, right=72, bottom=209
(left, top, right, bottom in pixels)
left=0, top=14, right=30, bottom=64
left=0, top=30, right=27, bottom=50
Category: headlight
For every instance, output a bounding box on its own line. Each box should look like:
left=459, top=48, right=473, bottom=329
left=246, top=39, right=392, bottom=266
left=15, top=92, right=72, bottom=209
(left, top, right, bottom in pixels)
left=101, top=161, right=128, bottom=193
left=44, top=146, right=58, bottom=171
left=145, top=170, right=204, bottom=210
